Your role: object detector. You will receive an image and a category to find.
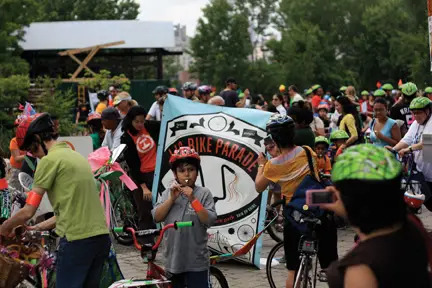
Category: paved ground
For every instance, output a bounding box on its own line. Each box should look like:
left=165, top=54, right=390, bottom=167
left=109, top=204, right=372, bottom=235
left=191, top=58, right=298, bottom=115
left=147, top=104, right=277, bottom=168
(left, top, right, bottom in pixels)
left=115, top=209, right=432, bottom=287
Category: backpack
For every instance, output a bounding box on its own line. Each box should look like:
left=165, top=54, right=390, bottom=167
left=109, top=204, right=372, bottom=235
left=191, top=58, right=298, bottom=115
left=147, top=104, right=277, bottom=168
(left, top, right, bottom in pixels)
left=283, top=146, right=328, bottom=233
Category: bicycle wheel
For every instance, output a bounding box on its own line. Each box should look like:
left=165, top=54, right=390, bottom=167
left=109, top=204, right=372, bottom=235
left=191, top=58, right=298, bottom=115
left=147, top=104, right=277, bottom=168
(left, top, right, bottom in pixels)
left=294, top=256, right=313, bottom=288
left=210, top=266, right=229, bottom=288
left=267, top=215, right=283, bottom=243
left=111, top=192, right=138, bottom=245
left=266, top=241, right=287, bottom=288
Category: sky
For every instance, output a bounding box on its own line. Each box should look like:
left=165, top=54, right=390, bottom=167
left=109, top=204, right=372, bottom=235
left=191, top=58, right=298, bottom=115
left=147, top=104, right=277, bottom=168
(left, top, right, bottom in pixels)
left=139, top=0, right=210, bottom=37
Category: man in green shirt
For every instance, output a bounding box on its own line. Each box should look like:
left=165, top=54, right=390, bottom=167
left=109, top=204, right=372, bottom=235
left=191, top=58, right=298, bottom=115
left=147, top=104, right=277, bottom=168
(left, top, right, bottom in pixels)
left=0, top=113, right=110, bottom=287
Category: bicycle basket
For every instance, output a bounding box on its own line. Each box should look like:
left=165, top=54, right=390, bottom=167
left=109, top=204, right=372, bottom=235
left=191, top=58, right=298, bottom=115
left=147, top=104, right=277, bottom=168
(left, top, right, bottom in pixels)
left=0, top=248, right=30, bottom=288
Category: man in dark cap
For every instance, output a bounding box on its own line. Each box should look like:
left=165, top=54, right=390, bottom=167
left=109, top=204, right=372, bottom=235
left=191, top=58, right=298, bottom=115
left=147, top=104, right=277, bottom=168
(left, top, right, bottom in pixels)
left=101, top=107, right=123, bottom=151
left=220, top=78, right=239, bottom=107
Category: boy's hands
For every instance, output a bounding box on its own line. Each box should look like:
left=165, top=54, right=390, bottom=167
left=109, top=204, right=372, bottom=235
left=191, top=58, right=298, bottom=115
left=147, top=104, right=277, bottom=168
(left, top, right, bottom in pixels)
left=181, top=186, right=195, bottom=201
left=170, top=182, right=182, bottom=202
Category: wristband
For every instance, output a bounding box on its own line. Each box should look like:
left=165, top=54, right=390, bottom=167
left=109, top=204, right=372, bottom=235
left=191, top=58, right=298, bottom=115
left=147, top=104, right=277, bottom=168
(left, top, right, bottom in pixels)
left=191, top=199, right=204, bottom=213
left=26, top=191, right=42, bottom=208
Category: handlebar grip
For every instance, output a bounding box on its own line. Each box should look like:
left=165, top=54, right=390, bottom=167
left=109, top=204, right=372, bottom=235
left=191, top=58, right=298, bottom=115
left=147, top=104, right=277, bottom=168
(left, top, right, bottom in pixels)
left=113, top=227, right=124, bottom=233
left=174, top=221, right=194, bottom=229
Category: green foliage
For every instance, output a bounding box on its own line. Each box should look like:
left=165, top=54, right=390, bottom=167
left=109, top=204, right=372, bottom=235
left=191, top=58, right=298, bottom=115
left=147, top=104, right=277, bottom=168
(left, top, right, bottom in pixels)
left=190, top=0, right=253, bottom=90
left=82, top=70, right=131, bottom=92
left=163, top=56, right=183, bottom=86
left=35, top=77, right=77, bottom=136
left=191, top=0, right=432, bottom=93
left=36, top=0, right=139, bottom=21
left=0, top=0, right=37, bottom=156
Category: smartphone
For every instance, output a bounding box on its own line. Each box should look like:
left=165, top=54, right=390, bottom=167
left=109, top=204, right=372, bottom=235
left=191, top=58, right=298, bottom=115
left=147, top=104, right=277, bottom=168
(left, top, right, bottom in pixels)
left=306, top=189, right=335, bottom=206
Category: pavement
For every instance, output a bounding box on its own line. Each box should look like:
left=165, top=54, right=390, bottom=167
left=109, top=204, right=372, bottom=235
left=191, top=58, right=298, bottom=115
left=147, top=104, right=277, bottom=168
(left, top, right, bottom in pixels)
left=115, top=209, right=432, bottom=288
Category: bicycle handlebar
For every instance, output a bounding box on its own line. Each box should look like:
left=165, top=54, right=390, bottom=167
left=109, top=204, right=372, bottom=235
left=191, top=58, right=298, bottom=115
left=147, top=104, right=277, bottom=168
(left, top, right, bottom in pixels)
left=271, top=199, right=285, bottom=208
left=113, top=221, right=193, bottom=251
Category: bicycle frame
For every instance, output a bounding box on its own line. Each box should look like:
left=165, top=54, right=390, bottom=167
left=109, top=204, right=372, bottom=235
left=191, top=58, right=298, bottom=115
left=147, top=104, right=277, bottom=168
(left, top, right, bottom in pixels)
left=112, top=222, right=193, bottom=288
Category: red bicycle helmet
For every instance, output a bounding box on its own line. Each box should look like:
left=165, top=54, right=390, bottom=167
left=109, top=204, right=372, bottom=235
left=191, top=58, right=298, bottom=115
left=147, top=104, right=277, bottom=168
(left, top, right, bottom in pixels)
left=86, top=113, right=102, bottom=123
left=169, top=147, right=200, bottom=168
left=404, top=192, right=425, bottom=209
left=16, top=113, right=54, bottom=150
left=16, top=114, right=41, bottom=148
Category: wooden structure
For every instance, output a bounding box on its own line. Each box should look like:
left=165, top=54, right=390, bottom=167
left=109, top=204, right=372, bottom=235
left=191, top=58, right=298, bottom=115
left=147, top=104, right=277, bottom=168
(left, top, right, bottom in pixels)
left=58, top=41, right=125, bottom=81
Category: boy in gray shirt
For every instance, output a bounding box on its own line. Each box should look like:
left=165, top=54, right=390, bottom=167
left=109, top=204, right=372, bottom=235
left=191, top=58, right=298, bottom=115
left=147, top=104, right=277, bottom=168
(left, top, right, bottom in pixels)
left=152, top=147, right=217, bottom=288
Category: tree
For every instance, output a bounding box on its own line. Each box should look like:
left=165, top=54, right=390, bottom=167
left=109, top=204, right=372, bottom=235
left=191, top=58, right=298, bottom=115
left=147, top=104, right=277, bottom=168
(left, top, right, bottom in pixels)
left=0, top=0, right=38, bottom=156
left=234, top=0, right=277, bottom=61
left=36, top=0, right=139, bottom=21
left=82, top=69, right=130, bottom=92
left=190, top=0, right=253, bottom=90
left=35, top=77, right=77, bottom=136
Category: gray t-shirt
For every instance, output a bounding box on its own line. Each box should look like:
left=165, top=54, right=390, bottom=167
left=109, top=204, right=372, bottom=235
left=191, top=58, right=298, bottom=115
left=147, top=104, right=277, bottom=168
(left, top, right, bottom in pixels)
left=152, top=185, right=217, bottom=273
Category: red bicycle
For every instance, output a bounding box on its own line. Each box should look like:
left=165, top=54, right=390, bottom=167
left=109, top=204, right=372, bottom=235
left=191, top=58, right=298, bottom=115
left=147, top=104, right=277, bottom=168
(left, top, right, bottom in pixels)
left=110, top=221, right=229, bottom=288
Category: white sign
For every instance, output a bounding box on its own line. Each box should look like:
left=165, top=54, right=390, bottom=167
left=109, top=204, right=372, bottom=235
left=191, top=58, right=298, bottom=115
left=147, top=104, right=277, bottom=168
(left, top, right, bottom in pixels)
left=58, top=136, right=93, bottom=158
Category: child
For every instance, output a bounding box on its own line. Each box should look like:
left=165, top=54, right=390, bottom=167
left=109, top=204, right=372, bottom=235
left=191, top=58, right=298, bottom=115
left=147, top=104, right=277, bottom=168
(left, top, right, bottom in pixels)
left=314, top=136, right=332, bottom=174
left=152, top=147, right=217, bottom=288
left=329, top=130, right=349, bottom=164
left=317, top=103, right=330, bottom=128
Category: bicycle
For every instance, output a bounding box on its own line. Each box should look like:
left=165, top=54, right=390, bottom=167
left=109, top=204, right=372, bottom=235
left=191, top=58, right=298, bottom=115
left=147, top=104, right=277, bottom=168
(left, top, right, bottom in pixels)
left=265, top=200, right=285, bottom=243
left=89, top=144, right=139, bottom=245
left=0, top=225, right=57, bottom=288
left=111, top=221, right=229, bottom=288
left=266, top=214, right=322, bottom=288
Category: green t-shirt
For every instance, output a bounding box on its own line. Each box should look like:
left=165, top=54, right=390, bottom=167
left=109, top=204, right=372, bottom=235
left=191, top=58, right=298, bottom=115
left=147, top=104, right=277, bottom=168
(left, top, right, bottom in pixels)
left=90, top=133, right=101, bottom=150
left=33, top=142, right=108, bottom=241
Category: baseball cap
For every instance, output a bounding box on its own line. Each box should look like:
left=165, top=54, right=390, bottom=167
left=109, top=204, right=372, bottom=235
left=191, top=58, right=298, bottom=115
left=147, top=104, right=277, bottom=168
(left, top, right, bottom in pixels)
left=101, top=107, right=121, bottom=120
left=113, top=92, right=132, bottom=106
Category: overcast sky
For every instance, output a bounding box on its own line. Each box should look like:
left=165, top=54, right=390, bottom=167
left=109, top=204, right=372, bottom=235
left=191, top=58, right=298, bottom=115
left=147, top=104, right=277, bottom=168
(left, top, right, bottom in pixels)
left=139, top=0, right=210, bottom=37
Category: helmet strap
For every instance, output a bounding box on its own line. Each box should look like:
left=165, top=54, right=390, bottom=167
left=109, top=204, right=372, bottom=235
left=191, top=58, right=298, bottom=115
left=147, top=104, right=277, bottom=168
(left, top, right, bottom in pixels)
left=41, top=141, right=49, bottom=156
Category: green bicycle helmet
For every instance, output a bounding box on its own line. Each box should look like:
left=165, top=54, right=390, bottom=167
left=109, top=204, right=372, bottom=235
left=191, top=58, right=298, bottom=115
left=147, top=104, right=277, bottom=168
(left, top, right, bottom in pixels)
left=331, top=144, right=401, bottom=182
left=401, top=82, right=418, bottom=97
left=311, top=84, right=321, bottom=91
left=315, top=136, right=330, bottom=146
left=361, top=90, right=369, bottom=96
left=330, top=130, right=349, bottom=141
left=382, top=83, right=394, bottom=91
left=409, top=97, right=432, bottom=110
left=424, top=87, right=432, bottom=94
left=305, top=88, right=313, bottom=96
left=340, top=86, right=348, bottom=92
left=373, top=89, right=385, bottom=97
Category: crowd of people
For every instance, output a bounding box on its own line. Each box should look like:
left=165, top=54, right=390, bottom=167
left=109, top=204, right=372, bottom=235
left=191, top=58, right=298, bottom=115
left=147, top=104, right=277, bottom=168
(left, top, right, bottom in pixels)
left=1, top=78, right=432, bottom=288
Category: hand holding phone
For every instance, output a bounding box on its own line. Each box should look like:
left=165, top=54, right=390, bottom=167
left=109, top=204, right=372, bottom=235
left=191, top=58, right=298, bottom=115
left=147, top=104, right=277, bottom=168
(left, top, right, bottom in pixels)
left=306, top=189, right=336, bottom=206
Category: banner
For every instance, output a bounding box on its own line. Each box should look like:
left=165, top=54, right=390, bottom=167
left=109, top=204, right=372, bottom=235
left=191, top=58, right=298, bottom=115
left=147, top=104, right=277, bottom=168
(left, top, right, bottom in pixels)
left=153, top=95, right=272, bottom=268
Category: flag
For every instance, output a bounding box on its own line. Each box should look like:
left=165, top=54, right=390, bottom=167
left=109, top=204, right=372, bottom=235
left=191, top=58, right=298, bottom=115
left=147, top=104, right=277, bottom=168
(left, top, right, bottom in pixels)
left=23, top=102, right=36, bottom=116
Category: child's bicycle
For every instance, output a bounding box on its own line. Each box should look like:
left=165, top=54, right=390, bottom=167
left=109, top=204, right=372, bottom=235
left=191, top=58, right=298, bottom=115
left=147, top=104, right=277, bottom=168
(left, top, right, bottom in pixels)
left=111, top=221, right=229, bottom=288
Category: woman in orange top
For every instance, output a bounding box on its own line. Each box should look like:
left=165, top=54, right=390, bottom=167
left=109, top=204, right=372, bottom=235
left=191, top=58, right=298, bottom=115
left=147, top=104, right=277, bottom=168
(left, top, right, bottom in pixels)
left=255, top=114, right=338, bottom=287
left=9, top=136, right=25, bottom=190
left=121, top=106, right=157, bottom=245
